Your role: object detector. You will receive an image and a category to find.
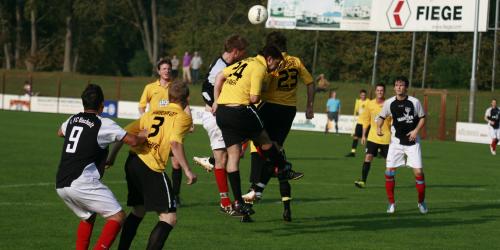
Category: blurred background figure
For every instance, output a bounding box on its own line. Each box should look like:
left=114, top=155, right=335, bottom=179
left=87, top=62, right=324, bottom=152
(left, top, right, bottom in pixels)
left=171, top=55, right=180, bottom=79
left=315, top=74, right=330, bottom=93
left=191, top=51, right=203, bottom=84
left=182, top=51, right=192, bottom=83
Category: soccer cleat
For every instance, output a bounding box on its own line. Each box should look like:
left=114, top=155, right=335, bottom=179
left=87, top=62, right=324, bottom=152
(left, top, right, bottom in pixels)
left=386, top=203, right=395, bottom=214
left=240, top=214, right=253, bottom=223
left=219, top=204, right=235, bottom=216
left=345, top=152, right=355, bottom=157
left=279, top=169, right=304, bottom=182
left=354, top=180, right=366, bottom=188
left=490, top=145, right=496, bottom=155
left=193, top=156, right=214, bottom=172
left=283, top=208, right=292, bottom=222
left=233, top=201, right=255, bottom=216
left=242, top=190, right=257, bottom=203
left=418, top=202, right=428, bottom=214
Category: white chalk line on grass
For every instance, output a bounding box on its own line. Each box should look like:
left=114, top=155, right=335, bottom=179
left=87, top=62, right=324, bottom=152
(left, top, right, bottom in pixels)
left=0, top=181, right=494, bottom=191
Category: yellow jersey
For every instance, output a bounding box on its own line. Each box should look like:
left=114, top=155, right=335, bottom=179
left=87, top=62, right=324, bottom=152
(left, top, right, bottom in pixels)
left=262, top=53, right=313, bottom=106
left=354, top=98, right=370, bottom=123
left=358, top=99, right=391, bottom=145
left=217, top=55, right=267, bottom=105
left=125, top=103, right=192, bottom=172
left=138, top=80, right=172, bottom=111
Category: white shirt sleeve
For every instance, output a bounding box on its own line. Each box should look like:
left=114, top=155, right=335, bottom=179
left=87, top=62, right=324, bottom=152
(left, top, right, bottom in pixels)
left=208, top=59, right=227, bottom=85
left=60, top=116, right=72, bottom=136
left=97, top=117, right=127, bottom=148
left=485, top=107, right=492, bottom=118
left=414, top=98, right=425, bottom=118
left=378, top=98, right=392, bottom=119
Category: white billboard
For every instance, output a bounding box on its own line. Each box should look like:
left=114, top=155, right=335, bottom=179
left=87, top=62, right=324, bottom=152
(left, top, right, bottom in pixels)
left=455, top=122, right=492, bottom=144
left=266, top=0, right=489, bottom=32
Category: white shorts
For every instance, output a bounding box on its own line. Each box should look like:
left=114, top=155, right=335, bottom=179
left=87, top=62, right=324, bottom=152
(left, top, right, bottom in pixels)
left=56, top=164, right=122, bottom=220
left=489, top=126, right=500, bottom=139
left=202, top=110, right=226, bottom=150
left=386, top=142, right=423, bottom=169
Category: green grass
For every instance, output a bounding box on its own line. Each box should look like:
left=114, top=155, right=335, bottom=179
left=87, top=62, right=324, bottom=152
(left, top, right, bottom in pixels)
left=1, top=110, right=500, bottom=249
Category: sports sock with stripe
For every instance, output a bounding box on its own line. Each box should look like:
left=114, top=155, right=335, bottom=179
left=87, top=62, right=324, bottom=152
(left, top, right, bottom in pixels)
left=385, top=170, right=396, bottom=204
left=214, top=168, right=231, bottom=207
left=416, top=175, right=426, bottom=203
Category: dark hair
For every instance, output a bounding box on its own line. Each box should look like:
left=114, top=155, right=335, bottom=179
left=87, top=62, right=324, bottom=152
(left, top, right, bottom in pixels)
left=259, top=45, right=283, bottom=60
left=360, top=89, right=367, bottom=94
left=224, top=35, right=249, bottom=52
left=81, top=84, right=104, bottom=110
left=376, top=83, right=386, bottom=89
left=168, top=80, right=189, bottom=104
left=266, top=31, right=287, bottom=52
left=394, top=76, right=409, bottom=87
left=156, top=58, right=172, bottom=71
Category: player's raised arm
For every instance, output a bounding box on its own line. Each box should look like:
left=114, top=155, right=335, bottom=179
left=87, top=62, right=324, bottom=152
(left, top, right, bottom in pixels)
left=213, top=71, right=226, bottom=113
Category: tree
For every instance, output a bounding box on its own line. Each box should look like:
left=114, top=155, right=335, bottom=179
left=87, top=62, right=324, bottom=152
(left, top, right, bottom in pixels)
left=63, top=0, right=72, bottom=72
left=127, top=0, right=158, bottom=68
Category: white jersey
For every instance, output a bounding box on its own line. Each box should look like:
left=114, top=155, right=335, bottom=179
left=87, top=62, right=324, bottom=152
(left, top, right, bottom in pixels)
left=378, top=95, right=425, bottom=146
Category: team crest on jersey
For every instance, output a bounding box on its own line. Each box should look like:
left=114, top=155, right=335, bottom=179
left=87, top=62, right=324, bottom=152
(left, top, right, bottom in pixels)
left=159, top=99, right=169, bottom=107
left=397, top=107, right=414, bottom=123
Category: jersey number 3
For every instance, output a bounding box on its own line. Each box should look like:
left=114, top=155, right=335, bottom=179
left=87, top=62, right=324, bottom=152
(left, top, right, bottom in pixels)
left=66, top=126, right=83, bottom=153
left=149, top=116, right=165, bottom=137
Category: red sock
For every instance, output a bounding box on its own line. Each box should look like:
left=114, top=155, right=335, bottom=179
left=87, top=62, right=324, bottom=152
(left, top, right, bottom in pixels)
left=93, top=219, right=121, bottom=250
left=416, top=175, right=426, bottom=203
left=214, top=168, right=231, bottom=207
left=76, top=220, right=94, bottom=250
left=385, top=171, right=395, bottom=204
left=492, top=139, right=498, bottom=151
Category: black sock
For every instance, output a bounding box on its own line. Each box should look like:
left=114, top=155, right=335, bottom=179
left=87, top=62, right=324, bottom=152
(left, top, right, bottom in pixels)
left=280, top=181, right=291, bottom=210
left=250, top=153, right=265, bottom=184
left=352, top=139, right=358, bottom=150
left=228, top=171, right=243, bottom=204
left=361, top=161, right=371, bottom=182
left=208, top=156, right=215, bottom=165
left=146, top=221, right=173, bottom=250
left=118, top=213, right=143, bottom=250
left=171, top=168, right=182, bottom=197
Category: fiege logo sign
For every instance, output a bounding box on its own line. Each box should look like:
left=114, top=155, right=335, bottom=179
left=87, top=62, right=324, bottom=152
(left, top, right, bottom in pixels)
left=386, top=0, right=466, bottom=30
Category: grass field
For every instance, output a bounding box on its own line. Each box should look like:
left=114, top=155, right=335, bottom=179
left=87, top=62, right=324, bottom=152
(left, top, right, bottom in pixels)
left=1, top=110, right=500, bottom=249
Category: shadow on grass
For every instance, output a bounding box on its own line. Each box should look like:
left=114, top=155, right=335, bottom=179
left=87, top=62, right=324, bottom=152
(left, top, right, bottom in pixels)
left=252, top=203, right=499, bottom=236
left=287, top=156, right=342, bottom=161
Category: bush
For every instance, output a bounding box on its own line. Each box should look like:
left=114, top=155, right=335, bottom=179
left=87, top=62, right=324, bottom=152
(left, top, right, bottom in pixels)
left=128, top=50, right=153, bottom=76
left=430, top=54, right=470, bottom=88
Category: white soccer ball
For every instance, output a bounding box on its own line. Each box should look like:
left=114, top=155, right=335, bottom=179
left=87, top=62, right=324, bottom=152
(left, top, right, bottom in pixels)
left=248, top=5, right=268, bottom=25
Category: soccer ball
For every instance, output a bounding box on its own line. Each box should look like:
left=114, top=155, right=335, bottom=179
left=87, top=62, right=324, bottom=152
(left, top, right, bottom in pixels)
left=248, top=5, right=268, bottom=25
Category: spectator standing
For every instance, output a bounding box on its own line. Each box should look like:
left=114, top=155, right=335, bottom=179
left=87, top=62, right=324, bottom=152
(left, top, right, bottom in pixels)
left=182, top=51, right=192, bottom=84
left=171, top=55, right=180, bottom=79
left=190, top=51, right=203, bottom=84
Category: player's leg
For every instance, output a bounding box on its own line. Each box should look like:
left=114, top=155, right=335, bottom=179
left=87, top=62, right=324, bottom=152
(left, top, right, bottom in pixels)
left=406, top=143, right=427, bottom=214
left=226, top=144, right=244, bottom=206
left=280, top=181, right=292, bottom=222
left=346, top=124, right=362, bottom=157
left=119, top=153, right=146, bottom=249
left=212, top=148, right=232, bottom=210
left=385, top=143, right=404, bottom=213
left=170, top=157, right=182, bottom=205
left=147, top=212, right=177, bottom=250
left=94, top=210, right=126, bottom=250
left=355, top=151, right=374, bottom=189
left=143, top=169, right=178, bottom=248
left=76, top=214, right=96, bottom=250
left=334, top=112, right=339, bottom=133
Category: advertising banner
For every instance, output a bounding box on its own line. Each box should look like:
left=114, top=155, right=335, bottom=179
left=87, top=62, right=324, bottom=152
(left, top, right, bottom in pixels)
left=102, top=100, right=118, bottom=118
left=455, top=122, right=492, bottom=144
left=266, top=0, right=489, bottom=32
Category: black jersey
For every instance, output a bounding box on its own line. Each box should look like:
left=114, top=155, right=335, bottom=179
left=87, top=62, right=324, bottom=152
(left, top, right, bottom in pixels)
left=201, top=56, right=229, bottom=106
left=378, top=95, right=425, bottom=146
left=56, top=112, right=126, bottom=188
left=485, top=107, right=500, bottom=129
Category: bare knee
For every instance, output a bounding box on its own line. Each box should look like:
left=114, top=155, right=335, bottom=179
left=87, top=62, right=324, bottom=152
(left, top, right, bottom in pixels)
left=106, top=210, right=126, bottom=224
left=158, top=212, right=177, bottom=227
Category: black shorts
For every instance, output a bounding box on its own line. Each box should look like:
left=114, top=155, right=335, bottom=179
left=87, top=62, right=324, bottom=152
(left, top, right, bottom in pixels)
left=354, top=124, right=370, bottom=138
left=258, top=102, right=296, bottom=146
left=365, top=141, right=389, bottom=158
left=124, top=153, right=177, bottom=213
left=216, top=104, right=264, bottom=147
left=327, top=112, right=338, bottom=122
